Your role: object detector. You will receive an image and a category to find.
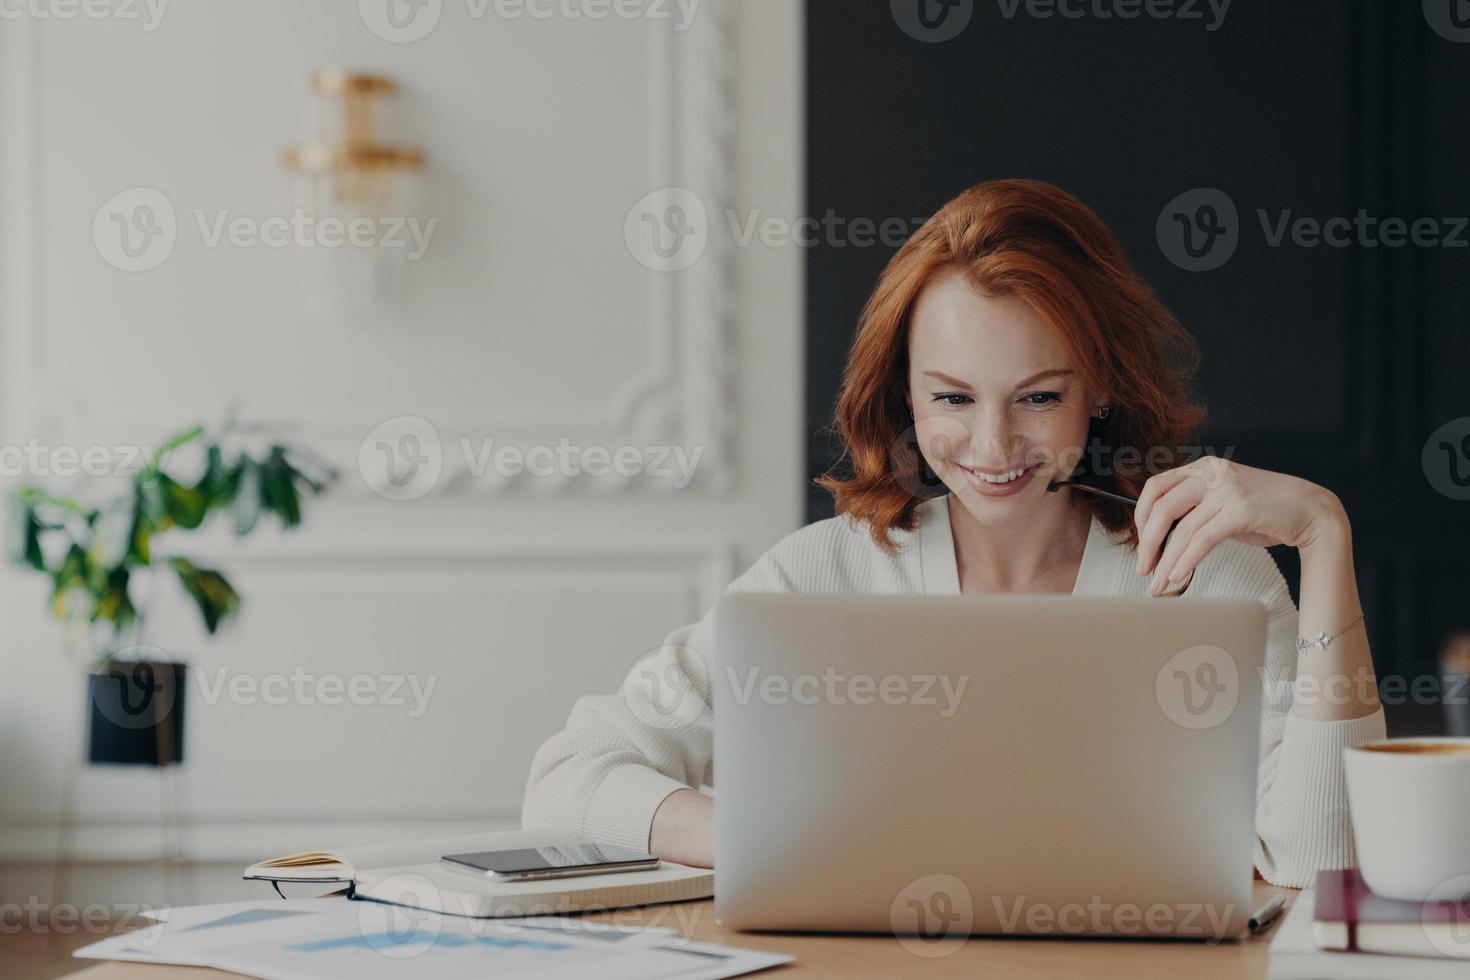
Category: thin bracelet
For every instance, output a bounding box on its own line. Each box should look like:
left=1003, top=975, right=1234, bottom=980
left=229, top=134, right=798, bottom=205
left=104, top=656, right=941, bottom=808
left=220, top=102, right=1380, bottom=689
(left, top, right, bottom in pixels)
left=1295, top=612, right=1365, bottom=653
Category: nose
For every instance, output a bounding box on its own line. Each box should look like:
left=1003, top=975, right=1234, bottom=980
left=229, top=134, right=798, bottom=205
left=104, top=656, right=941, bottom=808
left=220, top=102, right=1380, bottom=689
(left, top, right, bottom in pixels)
left=970, top=407, right=1021, bottom=464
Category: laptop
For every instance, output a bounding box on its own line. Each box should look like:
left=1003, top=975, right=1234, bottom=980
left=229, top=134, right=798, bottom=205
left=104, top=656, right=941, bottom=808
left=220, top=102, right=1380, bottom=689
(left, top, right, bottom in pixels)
left=712, top=594, right=1267, bottom=940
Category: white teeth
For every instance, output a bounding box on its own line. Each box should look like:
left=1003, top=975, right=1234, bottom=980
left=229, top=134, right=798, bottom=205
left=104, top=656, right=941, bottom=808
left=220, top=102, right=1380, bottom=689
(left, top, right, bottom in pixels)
left=971, top=466, right=1028, bottom=484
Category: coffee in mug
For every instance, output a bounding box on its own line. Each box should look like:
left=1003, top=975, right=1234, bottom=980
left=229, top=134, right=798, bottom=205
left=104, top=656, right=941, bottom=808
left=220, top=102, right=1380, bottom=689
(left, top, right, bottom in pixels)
left=1344, top=738, right=1470, bottom=902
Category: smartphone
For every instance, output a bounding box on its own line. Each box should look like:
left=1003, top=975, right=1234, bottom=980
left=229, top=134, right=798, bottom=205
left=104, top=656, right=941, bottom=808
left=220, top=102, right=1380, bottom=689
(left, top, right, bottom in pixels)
left=440, top=842, right=660, bottom=882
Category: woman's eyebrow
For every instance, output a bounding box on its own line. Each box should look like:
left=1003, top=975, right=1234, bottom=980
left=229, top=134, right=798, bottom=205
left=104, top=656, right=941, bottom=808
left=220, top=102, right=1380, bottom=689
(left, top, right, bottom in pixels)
left=1013, top=368, right=1073, bottom=389
left=922, top=370, right=974, bottom=389
left=921, top=368, right=1074, bottom=390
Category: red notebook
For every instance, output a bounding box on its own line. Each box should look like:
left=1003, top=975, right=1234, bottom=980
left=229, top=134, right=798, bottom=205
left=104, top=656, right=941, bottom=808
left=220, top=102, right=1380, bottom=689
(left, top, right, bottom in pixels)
left=1314, top=869, right=1470, bottom=960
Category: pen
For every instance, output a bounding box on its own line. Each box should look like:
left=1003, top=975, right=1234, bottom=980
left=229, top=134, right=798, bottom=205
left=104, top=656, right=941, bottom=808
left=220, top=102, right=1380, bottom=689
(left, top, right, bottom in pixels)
left=1046, top=479, right=1192, bottom=595
left=1247, top=894, right=1286, bottom=934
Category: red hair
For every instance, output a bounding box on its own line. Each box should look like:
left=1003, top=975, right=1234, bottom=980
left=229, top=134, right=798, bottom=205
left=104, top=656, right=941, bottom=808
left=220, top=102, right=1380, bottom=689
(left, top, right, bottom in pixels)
left=817, top=179, right=1206, bottom=552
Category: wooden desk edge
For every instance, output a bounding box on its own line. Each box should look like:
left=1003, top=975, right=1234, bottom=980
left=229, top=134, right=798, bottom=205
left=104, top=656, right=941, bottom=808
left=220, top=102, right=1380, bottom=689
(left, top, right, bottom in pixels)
left=66, top=882, right=1298, bottom=980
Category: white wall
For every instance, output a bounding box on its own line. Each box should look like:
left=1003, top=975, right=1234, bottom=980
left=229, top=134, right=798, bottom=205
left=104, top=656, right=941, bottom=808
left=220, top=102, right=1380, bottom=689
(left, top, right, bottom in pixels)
left=0, top=0, right=802, bottom=863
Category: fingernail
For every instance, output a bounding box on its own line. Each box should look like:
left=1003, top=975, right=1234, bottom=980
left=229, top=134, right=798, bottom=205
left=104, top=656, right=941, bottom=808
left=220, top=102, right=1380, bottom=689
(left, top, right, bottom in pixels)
left=1168, top=568, right=1188, bottom=584
left=1148, top=573, right=1163, bottom=593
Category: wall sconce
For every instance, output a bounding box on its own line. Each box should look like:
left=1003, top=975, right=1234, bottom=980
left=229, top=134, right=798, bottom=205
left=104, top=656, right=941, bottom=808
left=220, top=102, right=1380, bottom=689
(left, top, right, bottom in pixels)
left=283, top=68, right=428, bottom=315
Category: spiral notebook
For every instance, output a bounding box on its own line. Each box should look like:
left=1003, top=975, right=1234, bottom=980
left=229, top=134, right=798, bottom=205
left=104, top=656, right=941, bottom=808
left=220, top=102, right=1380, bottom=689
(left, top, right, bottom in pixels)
left=244, top=829, right=713, bottom=918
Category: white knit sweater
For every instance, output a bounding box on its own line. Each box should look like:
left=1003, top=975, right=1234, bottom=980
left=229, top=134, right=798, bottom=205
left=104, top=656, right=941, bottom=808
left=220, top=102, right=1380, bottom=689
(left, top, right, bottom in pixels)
left=522, top=494, right=1386, bottom=887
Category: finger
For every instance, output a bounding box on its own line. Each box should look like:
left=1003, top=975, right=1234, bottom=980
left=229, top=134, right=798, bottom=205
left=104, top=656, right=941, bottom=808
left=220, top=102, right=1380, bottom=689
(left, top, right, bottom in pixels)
left=1133, top=466, right=1193, bottom=548
left=1136, top=477, right=1204, bottom=577
left=1149, top=499, right=1223, bottom=593
left=1191, top=454, right=1233, bottom=492
left=1152, top=509, right=1239, bottom=594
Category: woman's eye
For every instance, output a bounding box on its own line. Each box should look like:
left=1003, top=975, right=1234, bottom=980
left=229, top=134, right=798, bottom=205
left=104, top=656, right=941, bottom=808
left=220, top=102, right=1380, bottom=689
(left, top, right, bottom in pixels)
left=1020, top=391, right=1061, bottom=406
left=931, top=393, right=972, bottom=406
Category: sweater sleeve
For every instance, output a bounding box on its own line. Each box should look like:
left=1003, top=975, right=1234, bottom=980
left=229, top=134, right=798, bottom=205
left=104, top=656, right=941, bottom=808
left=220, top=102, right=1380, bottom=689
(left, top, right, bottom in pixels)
left=520, top=548, right=794, bottom=852
left=1245, top=545, right=1387, bottom=887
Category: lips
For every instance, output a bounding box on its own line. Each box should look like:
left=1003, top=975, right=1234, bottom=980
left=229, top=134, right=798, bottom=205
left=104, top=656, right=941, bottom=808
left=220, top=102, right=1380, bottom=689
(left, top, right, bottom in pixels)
left=954, top=461, right=1040, bottom=498
left=960, top=464, right=1030, bottom=485
left=957, top=462, right=1035, bottom=485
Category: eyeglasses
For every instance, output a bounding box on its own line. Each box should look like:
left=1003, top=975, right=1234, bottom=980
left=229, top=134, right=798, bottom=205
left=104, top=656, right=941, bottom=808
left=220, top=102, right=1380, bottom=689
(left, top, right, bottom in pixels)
left=1046, top=480, right=1192, bottom=597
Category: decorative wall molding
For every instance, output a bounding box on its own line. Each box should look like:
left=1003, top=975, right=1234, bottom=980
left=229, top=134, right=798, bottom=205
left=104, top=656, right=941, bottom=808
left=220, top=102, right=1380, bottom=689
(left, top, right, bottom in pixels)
left=0, top=538, right=737, bottom=862
left=213, top=539, right=738, bottom=614
left=0, top=0, right=800, bottom=879
left=0, top=4, right=738, bottom=497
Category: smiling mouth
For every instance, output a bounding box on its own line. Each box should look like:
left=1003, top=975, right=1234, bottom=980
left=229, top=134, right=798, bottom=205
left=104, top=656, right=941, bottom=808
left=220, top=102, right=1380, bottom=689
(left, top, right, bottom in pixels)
left=957, top=462, right=1037, bottom=485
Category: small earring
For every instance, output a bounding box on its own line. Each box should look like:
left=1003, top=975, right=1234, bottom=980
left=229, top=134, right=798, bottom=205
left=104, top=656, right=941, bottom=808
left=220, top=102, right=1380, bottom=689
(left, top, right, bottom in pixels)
left=1095, top=406, right=1111, bottom=419
left=908, top=408, right=914, bottom=419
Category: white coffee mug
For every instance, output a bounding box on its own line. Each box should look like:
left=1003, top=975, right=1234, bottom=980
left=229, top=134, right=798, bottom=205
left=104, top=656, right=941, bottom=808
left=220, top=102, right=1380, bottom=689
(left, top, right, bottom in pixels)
left=1344, top=737, right=1470, bottom=902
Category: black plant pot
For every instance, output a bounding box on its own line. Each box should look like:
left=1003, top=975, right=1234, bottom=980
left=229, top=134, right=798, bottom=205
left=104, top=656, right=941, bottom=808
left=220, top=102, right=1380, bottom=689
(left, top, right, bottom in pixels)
left=86, top=662, right=187, bottom=766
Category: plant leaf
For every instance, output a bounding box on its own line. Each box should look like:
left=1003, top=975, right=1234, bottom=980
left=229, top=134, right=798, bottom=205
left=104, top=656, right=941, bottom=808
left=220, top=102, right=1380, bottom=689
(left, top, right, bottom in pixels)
left=232, top=461, right=261, bottom=535
left=149, top=424, right=204, bottom=471
left=127, top=496, right=152, bottom=566
left=89, top=503, right=134, bottom=570
left=50, top=544, right=91, bottom=619
left=93, top=565, right=137, bottom=631
left=5, top=494, right=46, bottom=570
left=135, top=472, right=171, bottom=534
left=169, top=556, right=240, bottom=634
left=260, top=448, right=302, bottom=528
left=202, top=444, right=242, bottom=507
left=160, top=473, right=208, bottom=530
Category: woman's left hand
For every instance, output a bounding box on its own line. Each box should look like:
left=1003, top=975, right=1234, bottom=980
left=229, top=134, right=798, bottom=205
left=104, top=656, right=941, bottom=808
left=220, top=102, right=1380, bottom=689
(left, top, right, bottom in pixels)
left=1134, top=455, right=1346, bottom=595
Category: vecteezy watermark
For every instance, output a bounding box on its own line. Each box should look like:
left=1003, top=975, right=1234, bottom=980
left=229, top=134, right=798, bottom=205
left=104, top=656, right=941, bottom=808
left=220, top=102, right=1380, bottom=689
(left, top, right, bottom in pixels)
left=0, top=897, right=161, bottom=936
left=1155, top=187, right=1239, bottom=272
left=364, top=867, right=705, bottom=928
left=195, top=667, right=438, bottom=718
left=1158, top=187, right=1470, bottom=271
left=359, top=0, right=443, bottom=43
left=0, top=0, right=169, bottom=31
left=990, top=894, right=1238, bottom=939
left=1422, top=874, right=1470, bottom=958
left=1260, top=666, right=1470, bottom=710
left=0, top=439, right=160, bottom=479
left=340, top=876, right=679, bottom=955
left=93, top=187, right=177, bottom=273
left=359, top=416, right=444, bottom=501
left=358, top=0, right=700, bottom=44
left=890, top=414, right=1238, bottom=501
left=724, top=209, right=928, bottom=251
left=890, top=875, right=974, bottom=956
left=995, top=0, right=1231, bottom=30
left=1155, top=645, right=1239, bottom=729
left=723, top=665, right=970, bottom=718
left=357, top=416, right=705, bottom=500
left=624, top=190, right=932, bottom=272
left=892, top=0, right=1231, bottom=43
left=352, top=873, right=445, bottom=956
left=193, top=210, right=436, bottom=259
left=1423, top=0, right=1470, bottom=44
left=342, top=873, right=701, bottom=952
left=90, top=649, right=179, bottom=732
left=624, top=644, right=707, bottom=732
left=1423, top=417, right=1470, bottom=501
left=624, top=188, right=709, bottom=272
left=891, top=0, right=974, bottom=43
left=92, top=188, right=436, bottom=273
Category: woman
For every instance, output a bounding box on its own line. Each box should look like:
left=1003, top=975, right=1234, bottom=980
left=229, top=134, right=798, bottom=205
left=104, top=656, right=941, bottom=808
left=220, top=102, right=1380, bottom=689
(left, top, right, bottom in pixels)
left=523, top=179, right=1384, bottom=888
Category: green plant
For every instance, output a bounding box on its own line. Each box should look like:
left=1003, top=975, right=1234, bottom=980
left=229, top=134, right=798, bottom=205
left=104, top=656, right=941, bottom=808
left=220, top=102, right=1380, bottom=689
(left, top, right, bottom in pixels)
left=6, top=423, right=336, bottom=667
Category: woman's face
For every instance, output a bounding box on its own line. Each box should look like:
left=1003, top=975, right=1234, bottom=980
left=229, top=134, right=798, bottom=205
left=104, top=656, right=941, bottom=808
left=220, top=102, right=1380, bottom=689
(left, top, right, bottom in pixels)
left=906, top=269, right=1097, bottom=527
